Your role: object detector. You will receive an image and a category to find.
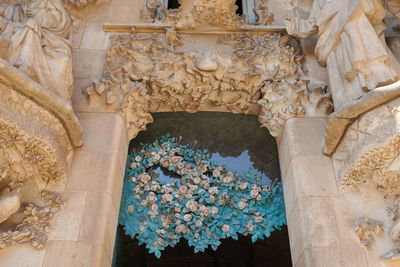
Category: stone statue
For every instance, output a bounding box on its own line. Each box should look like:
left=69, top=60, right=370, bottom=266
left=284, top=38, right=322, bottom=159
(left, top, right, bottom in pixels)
left=0, top=0, right=83, bottom=251
left=386, top=0, right=400, bottom=19
left=285, top=0, right=400, bottom=110
left=0, top=0, right=73, bottom=101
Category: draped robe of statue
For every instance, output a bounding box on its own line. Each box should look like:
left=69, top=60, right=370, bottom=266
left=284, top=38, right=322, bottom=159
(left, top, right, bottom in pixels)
left=385, top=0, right=400, bottom=19
left=0, top=0, right=73, bottom=101
left=285, top=0, right=400, bottom=110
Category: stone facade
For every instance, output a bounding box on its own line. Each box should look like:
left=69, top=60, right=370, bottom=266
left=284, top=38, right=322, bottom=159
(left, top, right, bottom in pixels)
left=0, top=0, right=399, bottom=266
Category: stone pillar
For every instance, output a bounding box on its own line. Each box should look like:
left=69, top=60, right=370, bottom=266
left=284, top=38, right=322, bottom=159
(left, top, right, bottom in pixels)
left=278, top=117, right=369, bottom=266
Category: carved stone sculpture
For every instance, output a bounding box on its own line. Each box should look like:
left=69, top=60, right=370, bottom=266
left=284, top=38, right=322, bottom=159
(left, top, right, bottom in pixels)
left=354, top=218, right=383, bottom=249
left=0, top=0, right=74, bottom=101
left=332, top=96, right=400, bottom=263
left=140, top=0, right=167, bottom=22
left=258, top=80, right=332, bottom=137
left=285, top=0, right=400, bottom=111
left=254, top=0, right=274, bottom=25
left=0, top=0, right=82, bottom=252
left=86, top=30, right=330, bottom=140
left=141, top=0, right=244, bottom=29
left=386, top=0, right=400, bottom=20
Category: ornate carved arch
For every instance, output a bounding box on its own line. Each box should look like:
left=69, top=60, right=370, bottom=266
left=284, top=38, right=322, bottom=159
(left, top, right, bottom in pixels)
left=86, top=28, right=332, bottom=140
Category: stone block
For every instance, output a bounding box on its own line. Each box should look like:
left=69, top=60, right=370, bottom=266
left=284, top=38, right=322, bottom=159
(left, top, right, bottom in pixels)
left=72, top=25, right=86, bottom=49
left=283, top=155, right=339, bottom=217
left=72, top=49, right=106, bottom=79
left=0, top=245, right=46, bottom=267
left=86, top=3, right=112, bottom=23
left=77, top=112, right=125, bottom=154
left=48, top=191, right=88, bottom=241
left=80, top=23, right=110, bottom=50
left=287, top=196, right=340, bottom=264
left=66, top=149, right=124, bottom=210
left=78, top=192, right=119, bottom=261
left=43, top=240, right=110, bottom=267
left=278, top=117, right=328, bottom=177
left=295, top=247, right=368, bottom=267
left=105, top=2, right=141, bottom=23
left=72, top=78, right=91, bottom=112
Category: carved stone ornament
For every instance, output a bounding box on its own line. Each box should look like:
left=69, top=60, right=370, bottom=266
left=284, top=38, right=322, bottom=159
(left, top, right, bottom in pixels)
left=354, top=218, right=384, bottom=249
left=0, top=0, right=83, bottom=252
left=0, top=59, right=83, bottom=250
left=140, top=0, right=277, bottom=28
left=253, top=0, right=274, bottom=25
left=140, top=0, right=244, bottom=29
left=86, top=29, right=332, bottom=140
left=258, top=79, right=332, bottom=137
left=284, top=0, right=400, bottom=156
left=332, top=96, right=400, bottom=263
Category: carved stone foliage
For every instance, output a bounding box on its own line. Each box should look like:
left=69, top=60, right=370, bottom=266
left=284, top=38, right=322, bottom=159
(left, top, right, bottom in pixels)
left=354, top=218, right=383, bottom=249
left=0, top=81, right=71, bottom=251
left=141, top=0, right=244, bottom=28
left=0, top=191, right=63, bottom=250
left=332, top=97, right=400, bottom=263
left=0, top=0, right=82, bottom=254
left=86, top=31, right=330, bottom=140
left=0, top=84, right=72, bottom=188
left=258, top=80, right=332, bottom=137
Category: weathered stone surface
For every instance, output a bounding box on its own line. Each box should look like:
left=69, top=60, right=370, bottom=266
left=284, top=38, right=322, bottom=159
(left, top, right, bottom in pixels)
left=283, top=155, right=339, bottom=217
left=43, top=240, right=110, bottom=267
left=287, top=196, right=340, bottom=264
left=295, top=247, right=368, bottom=267
left=278, top=117, right=328, bottom=177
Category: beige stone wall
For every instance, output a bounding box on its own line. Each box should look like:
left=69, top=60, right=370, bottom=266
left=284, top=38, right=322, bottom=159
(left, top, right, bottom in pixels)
left=2, top=0, right=393, bottom=266
left=279, top=117, right=380, bottom=267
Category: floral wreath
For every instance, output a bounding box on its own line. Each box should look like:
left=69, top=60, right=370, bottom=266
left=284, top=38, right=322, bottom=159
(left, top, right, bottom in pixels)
left=119, top=134, right=286, bottom=258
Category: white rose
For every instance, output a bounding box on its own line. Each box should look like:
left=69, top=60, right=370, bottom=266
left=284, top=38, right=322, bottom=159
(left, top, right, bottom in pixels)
left=221, top=225, right=230, bottom=233
left=184, top=214, right=192, bottom=222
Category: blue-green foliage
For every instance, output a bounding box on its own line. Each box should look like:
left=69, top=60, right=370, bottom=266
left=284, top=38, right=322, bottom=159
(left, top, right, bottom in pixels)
left=119, top=135, right=286, bottom=258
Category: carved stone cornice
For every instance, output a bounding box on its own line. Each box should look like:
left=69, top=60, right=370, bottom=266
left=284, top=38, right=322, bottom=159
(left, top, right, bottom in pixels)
left=103, top=23, right=286, bottom=34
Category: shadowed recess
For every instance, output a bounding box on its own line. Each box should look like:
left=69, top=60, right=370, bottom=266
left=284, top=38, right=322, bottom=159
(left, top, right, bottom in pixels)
left=114, top=112, right=291, bottom=267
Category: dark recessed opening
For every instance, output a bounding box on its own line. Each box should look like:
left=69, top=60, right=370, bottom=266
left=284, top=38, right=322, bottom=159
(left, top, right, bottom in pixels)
left=168, top=0, right=180, bottom=9
left=113, top=112, right=292, bottom=267
left=235, top=0, right=243, bottom=15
